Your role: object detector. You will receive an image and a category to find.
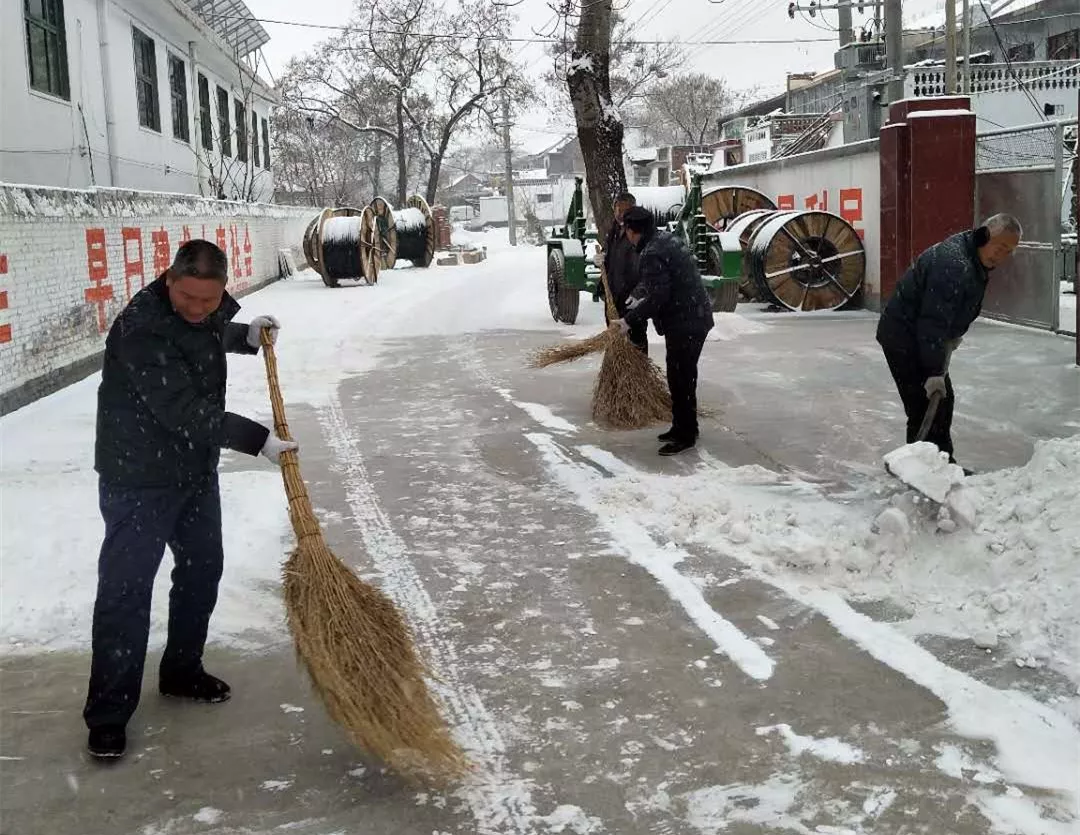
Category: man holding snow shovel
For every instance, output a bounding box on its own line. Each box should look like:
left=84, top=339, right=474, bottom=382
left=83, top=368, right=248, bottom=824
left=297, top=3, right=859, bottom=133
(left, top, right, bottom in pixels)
left=876, top=214, right=1022, bottom=470
left=84, top=239, right=297, bottom=760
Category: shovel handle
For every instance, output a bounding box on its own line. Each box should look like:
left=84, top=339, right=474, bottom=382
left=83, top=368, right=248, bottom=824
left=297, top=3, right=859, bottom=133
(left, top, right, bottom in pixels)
left=916, top=390, right=943, bottom=442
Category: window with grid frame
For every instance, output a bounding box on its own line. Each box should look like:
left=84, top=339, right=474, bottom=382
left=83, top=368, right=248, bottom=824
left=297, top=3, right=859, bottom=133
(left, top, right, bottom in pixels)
left=197, top=73, right=212, bottom=151
left=25, top=0, right=70, bottom=100
left=261, top=118, right=270, bottom=169
left=168, top=54, right=189, bottom=142
left=251, top=109, right=260, bottom=168
left=1006, top=42, right=1035, bottom=62
left=1047, top=30, right=1079, bottom=61
left=216, top=86, right=231, bottom=157
left=235, top=100, right=248, bottom=163
left=132, top=27, right=159, bottom=131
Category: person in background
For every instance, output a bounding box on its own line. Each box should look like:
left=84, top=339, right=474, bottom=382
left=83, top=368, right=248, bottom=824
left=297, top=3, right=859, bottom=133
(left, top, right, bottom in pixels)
left=85, top=239, right=297, bottom=760
left=612, top=206, right=715, bottom=456
left=876, top=214, right=1022, bottom=471
left=596, top=192, right=649, bottom=354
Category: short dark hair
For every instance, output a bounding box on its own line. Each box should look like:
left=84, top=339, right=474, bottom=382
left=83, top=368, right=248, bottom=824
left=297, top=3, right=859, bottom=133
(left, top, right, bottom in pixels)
left=615, top=192, right=636, bottom=205
left=170, top=239, right=228, bottom=283
left=622, top=206, right=655, bottom=235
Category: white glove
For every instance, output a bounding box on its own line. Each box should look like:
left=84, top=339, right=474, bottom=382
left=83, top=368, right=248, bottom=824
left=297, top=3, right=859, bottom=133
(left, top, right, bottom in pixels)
left=924, top=376, right=947, bottom=398
left=260, top=433, right=298, bottom=464
left=247, top=315, right=281, bottom=349
left=609, top=318, right=631, bottom=335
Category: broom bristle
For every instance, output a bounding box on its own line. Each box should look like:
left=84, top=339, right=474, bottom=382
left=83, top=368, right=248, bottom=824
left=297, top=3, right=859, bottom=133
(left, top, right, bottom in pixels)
left=592, top=331, right=672, bottom=429
left=283, top=544, right=468, bottom=782
left=528, top=330, right=610, bottom=368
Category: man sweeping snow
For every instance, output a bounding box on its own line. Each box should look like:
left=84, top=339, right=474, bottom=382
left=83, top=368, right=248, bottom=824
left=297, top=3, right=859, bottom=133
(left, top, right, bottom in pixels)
left=597, top=192, right=649, bottom=355
left=876, top=214, right=1021, bottom=471
left=612, top=206, right=715, bottom=456
left=84, top=240, right=296, bottom=760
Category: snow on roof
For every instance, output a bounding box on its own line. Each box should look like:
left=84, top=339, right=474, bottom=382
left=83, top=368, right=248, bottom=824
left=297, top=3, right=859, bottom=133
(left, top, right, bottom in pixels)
left=906, top=0, right=1042, bottom=29
left=908, top=108, right=976, bottom=117
left=515, top=168, right=551, bottom=182
left=628, top=147, right=658, bottom=163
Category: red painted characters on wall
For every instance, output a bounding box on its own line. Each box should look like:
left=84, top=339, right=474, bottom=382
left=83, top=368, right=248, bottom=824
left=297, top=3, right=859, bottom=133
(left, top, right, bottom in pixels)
left=82, top=223, right=256, bottom=333
left=0, top=250, right=11, bottom=344
left=776, top=187, right=865, bottom=239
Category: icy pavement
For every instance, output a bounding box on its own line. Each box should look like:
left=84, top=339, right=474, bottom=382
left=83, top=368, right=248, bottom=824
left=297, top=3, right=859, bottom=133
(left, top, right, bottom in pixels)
left=2, top=230, right=1079, bottom=834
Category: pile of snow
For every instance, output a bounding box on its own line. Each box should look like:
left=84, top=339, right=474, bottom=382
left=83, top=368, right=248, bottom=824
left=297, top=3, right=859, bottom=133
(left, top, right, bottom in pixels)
left=590, top=435, right=1080, bottom=684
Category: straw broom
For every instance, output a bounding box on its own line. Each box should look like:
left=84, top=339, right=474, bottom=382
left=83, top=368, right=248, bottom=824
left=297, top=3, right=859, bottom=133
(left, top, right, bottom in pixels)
left=259, top=331, right=467, bottom=782
left=530, top=256, right=672, bottom=430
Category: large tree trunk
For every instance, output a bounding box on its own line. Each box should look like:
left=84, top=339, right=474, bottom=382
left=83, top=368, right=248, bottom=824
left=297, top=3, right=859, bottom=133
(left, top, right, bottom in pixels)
left=566, top=0, right=626, bottom=243
left=395, top=99, right=408, bottom=205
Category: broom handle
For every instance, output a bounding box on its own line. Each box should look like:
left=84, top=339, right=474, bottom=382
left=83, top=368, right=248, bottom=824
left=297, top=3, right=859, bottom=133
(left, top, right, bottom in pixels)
left=260, top=329, right=322, bottom=543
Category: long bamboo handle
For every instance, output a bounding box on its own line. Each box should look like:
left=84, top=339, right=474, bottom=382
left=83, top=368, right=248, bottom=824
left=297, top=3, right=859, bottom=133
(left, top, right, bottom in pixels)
left=260, top=329, right=322, bottom=543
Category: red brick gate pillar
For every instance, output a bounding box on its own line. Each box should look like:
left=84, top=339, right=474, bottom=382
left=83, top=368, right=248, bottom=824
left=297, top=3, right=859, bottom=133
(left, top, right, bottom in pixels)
left=878, top=96, right=975, bottom=303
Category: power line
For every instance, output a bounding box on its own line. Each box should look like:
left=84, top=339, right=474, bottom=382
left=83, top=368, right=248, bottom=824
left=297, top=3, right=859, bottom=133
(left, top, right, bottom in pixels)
left=191, top=11, right=836, bottom=45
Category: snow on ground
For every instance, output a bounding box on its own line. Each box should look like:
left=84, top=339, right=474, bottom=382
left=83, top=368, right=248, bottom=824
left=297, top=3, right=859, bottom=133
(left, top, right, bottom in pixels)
left=571, top=435, right=1080, bottom=687
left=1060, top=282, right=1077, bottom=334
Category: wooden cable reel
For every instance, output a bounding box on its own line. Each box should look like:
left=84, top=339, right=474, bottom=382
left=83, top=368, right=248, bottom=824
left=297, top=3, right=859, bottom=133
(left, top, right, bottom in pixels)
left=747, top=211, right=865, bottom=312
left=726, top=209, right=788, bottom=301
left=395, top=195, right=437, bottom=269
left=312, top=206, right=381, bottom=288
left=700, top=185, right=777, bottom=231
left=368, top=196, right=398, bottom=270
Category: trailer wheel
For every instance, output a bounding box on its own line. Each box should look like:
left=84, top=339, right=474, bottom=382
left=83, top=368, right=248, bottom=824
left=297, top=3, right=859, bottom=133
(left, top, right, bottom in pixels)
left=547, top=249, right=580, bottom=324
left=705, top=242, right=738, bottom=312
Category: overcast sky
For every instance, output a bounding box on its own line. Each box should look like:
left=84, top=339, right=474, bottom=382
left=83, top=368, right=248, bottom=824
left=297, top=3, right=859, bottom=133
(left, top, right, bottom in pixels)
left=244, top=0, right=951, bottom=153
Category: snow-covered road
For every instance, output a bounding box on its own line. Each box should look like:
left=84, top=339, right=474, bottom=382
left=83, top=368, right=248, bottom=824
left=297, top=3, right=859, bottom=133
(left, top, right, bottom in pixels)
left=2, top=231, right=1078, bottom=834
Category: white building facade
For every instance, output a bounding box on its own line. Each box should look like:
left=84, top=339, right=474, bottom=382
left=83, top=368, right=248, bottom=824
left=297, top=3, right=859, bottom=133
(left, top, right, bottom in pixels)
left=1, top=0, right=277, bottom=201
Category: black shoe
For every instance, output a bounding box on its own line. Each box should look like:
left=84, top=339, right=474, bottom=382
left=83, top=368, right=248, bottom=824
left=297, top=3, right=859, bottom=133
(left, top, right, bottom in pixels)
left=659, top=439, right=696, bottom=456
left=962, top=467, right=975, bottom=477
left=658, top=428, right=677, bottom=442
left=87, top=726, right=126, bottom=760
left=160, top=668, right=231, bottom=703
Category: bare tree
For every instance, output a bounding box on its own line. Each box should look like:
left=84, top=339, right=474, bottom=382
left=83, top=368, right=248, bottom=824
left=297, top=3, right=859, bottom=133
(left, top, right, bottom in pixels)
left=640, top=73, right=749, bottom=147
left=562, top=0, right=627, bottom=242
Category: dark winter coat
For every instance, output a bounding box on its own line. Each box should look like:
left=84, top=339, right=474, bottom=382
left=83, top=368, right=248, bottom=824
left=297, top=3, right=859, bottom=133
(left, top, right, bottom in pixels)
left=624, top=230, right=715, bottom=337
left=602, top=221, right=640, bottom=312
left=95, top=275, right=269, bottom=487
left=876, top=230, right=989, bottom=376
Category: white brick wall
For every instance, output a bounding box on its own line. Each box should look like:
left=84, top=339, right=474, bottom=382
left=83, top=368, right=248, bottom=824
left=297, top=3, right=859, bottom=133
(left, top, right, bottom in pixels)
left=0, top=184, right=313, bottom=411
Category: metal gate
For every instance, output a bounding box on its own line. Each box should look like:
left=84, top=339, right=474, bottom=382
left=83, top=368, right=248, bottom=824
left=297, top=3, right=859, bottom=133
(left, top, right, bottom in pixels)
left=975, top=120, right=1073, bottom=330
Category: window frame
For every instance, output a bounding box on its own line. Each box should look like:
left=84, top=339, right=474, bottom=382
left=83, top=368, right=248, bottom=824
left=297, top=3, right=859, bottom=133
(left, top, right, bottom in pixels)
left=216, top=85, right=232, bottom=157
left=24, top=0, right=71, bottom=101
left=167, top=53, right=189, bottom=142
left=251, top=108, right=260, bottom=168
left=235, top=99, right=248, bottom=163
left=1047, top=29, right=1079, bottom=61
left=132, top=26, right=160, bottom=132
left=197, top=73, right=213, bottom=151
left=261, top=117, right=271, bottom=169
left=1005, top=42, right=1035, bottom=62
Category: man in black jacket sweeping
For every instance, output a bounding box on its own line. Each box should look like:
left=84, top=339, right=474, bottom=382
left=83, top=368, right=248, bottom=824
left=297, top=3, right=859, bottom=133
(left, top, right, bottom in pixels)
left=612, top=206, right=715, bottom=456
left=85, top=239, right=297, bottom=760
left=876, top=214, right=1021, bottom=467
left=597, top=192, right=648, bottom=354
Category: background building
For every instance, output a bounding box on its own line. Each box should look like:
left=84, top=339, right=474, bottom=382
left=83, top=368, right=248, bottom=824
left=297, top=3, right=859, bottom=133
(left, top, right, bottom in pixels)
left=1, top=0, right=278, bottom=201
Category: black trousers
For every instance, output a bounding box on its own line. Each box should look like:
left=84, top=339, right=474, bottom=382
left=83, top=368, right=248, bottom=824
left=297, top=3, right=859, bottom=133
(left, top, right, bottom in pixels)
left=665, top=331, right=707, bottom=442
left=84, top=476, right=224, bottom=729
left=882, top=346, right=956, bottom=459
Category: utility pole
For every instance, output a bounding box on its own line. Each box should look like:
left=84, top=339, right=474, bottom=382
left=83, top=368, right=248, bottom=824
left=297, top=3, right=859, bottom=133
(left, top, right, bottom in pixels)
left=500, top=89, right=517, bottom=247
left=961, top=0, right=972, bottom=93
left=945, top=0, right=958, bottom=94
left=838, top=0, right=854, bottom=47
left=885, top=0, right=904, bottom=105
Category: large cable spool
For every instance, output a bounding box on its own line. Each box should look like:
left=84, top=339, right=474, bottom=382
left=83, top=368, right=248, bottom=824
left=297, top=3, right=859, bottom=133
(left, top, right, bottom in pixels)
left=302, top=215, right=321, bottom=272
left=726, top=209, right=790, bottom=300
left=368, top=196, right=398, bottom=270
left=701, top=185, right=777, bottom=230
left=310, top=206, right=380, bottom=288
left=394, top=195, right=437, bottom=268
left=746, top=210, right=865, bottom=312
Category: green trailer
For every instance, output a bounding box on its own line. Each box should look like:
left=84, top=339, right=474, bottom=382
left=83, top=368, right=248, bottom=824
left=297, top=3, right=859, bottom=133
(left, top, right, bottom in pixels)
left=545, top=176, right=743, bottom=325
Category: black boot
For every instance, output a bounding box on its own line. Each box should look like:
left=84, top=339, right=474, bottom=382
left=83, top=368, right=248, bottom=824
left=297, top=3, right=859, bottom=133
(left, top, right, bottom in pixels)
left=659, top=438, right=696, bottom=456
left=87, top=725, right=127, bottom=760
left=658, top=428, right=677, bottom=442
left=160, top=668, right=231, bottom=703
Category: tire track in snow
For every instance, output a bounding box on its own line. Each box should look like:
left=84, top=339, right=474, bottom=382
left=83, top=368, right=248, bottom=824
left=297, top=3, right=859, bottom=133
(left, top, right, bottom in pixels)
left=526, top=432, right=775, bottom=682
left=320, top=395, right=539, bottom=834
